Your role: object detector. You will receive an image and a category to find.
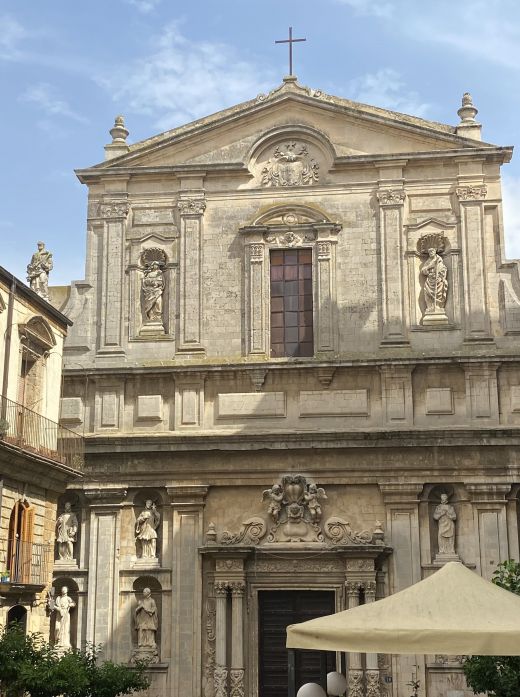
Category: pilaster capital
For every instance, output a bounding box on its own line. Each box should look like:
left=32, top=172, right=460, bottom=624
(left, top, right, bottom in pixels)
left=345, top=581, right=361, bottom=597
left=249, top=243, right=264, bottom=263
left=379, top=481, right=423, bottom=503
left=456, top=185, right=487, bottom=201
left=83, top=487, right=127, bottom=507
left=214, top=580, right=229, bottom=596
left=98, top=200, right=130, bottom=219
left=166, top=484, right=209, bottom=507
left=361, top=580, right=377, bottom=599
left=377, top=189, right=406, bottom=206
left=466, top=483, right=511, bottom=503
left=178, top=197, right=207, bottom=216
left=229, top=581, right=246, bottom=596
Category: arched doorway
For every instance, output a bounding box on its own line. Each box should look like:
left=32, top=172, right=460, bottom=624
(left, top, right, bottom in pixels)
left=7, top=605, right=27, bottom=633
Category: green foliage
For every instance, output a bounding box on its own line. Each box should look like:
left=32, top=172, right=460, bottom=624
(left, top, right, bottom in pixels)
left=0, top=624, right=150, bottom=697
left=464, top=560, right=520, bottom=697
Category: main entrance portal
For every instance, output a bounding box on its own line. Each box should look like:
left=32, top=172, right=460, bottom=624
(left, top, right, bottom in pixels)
left=258, top=590, right=336, bottom=697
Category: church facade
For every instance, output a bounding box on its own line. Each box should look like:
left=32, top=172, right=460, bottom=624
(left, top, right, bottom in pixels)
left=54, top=77, right=520, bottom=697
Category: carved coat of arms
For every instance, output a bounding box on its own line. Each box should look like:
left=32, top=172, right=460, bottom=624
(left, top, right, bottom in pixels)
left=261, top=142, right=319, bottom=187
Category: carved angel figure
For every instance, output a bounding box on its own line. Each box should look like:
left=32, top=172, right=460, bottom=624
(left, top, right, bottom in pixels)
left=262, top=484, right=284, bottom=523
left=422, top=248, right=448, bottom=314
left=304, top=484, right=327, bottom=523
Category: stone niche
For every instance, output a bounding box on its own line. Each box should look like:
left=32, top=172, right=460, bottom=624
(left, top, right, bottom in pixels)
left=50, top=576, right=79, bottom=650
left=131, top=575, right=162, bottom=665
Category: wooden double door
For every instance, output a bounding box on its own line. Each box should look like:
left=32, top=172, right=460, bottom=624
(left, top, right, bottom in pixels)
left=258, top=590, right=336, bottom=697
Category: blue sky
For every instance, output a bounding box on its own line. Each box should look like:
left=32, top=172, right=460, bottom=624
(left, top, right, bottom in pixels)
left=2, top=0, right=520, bottom=285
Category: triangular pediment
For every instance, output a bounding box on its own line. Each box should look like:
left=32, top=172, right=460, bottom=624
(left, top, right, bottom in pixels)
left=77, top=78, right=506, bottom=181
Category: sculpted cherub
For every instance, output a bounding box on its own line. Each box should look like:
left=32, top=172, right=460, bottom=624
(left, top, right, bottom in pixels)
left=304, top=483, right=327, bottom=523
left=262, top=483, right=284, bottom=523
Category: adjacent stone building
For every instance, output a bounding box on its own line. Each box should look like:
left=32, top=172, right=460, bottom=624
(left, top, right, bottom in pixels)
left=0, top=265, right=83, bottom=636
left=54, top=77, right=520, bottom=697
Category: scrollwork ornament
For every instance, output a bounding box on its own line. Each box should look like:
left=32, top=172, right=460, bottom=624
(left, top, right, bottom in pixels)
left=263, top=230, right=317, bottom=247
left=214, top=665, right=228, bottom=697
left=229, top=668, right=245, bottom=697
left=366, top=670, right=381, bottom=697
left=98, top=201, right=130, bottom=219
left=220, top=517, right=267, bottom=546
left=324, top=516, right=373, bottom=545
left=178, top=198, right=207, bottom=216
left=348, top=669, right=364, bottom=697
left=376, top=189, right=406, bottom=206
left=456, top=185, right=487, bottom=201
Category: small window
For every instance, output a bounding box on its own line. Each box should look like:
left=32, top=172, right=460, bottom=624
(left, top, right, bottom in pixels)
left=270, top=249, right=314, bottom=357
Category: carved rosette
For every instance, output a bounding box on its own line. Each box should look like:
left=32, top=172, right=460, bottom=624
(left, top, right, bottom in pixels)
left=376, top=189, right=406, bottom=206
left=366, top=670, right=381, bottom=697
left=348, top=669, right=364, bottom=697
left=178, top=198, right=207, bottom=216
left=456, top=185, right=487, bottom=201
left=98, top=200, right=130, bottom=218
left=229, top=669, right=245, bottom=697
left=214, top=664, right=228, bottom=697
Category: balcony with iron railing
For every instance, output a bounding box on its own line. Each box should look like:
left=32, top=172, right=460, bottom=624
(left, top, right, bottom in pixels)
left=0, top=395, right=84, bottom=471
left=0, top=536, right=52, bottom=589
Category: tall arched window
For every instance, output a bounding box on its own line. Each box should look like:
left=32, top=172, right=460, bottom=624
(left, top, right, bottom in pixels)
left=7, top=499, right=34, bottom=583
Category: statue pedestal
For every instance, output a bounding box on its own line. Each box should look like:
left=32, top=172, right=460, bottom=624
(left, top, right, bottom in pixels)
left=139, top=321, right=165, bottom=337
left=54, top=558, right=78, bottom=570
left=422, top=309, right=449, bottom=327
left=433, top=552, right=461, bottom=566
left=132, top=645, right=159, bottom=665
left=132, top=557, right=160, bottom=569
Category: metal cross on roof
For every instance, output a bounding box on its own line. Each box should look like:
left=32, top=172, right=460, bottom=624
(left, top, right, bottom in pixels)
left=275, top=26, right=306, bottom=77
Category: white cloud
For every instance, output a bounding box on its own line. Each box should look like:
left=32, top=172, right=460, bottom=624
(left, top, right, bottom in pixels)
left=349, top=68, right=430, bottom=117
left=0, top=14, right=28, bottom=60
left=502, top=175, right=520, bottom=259
left=98, top=23, right=275, bottom=130
left=20, top=83, right=89, bottom=125
left=123, top=0, right=162, bottom=13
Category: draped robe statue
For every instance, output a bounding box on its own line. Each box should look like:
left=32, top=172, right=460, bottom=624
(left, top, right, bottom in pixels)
left=27, top=241, right=53, bottom=300
left=141, top=262, right=164, bottom=323
left=433, top=493, right=457, bottom=556
left=56, top=502, right=78, bottom=561
left=422, top=248, right=448, bottom=319
left=133, top=587, right=159, bottom=663
left=135, top=500, right=161, bottom=558
left=54, top=586, right=75, bottom=651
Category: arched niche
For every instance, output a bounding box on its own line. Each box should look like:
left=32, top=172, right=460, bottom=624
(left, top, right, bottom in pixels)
left=421, top=484, right=462, bottom=562
left=133, top=489, right=165, bottom=563
left=132, top=575, right=162, bottom=662
left=55, top=492, right=81, bottom=564
left=50, top=577, right=79, bottom=649
left=7, top=604, right=27, bottom=633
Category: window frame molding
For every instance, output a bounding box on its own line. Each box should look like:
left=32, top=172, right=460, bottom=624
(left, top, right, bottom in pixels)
left=240, top=207, right=341, bottom=358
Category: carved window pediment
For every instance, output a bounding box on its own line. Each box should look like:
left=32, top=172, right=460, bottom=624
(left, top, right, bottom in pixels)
left=19, top=316, right=56, bottom=352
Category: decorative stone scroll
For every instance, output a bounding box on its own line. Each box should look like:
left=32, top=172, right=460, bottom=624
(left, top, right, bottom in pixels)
left=261, top=142, right=319, bottom=187
left=455, top=185, right=487, bottom=201
left=221, top=517, right=267, bottom=545
left=324, top=516, right=374, bottom=545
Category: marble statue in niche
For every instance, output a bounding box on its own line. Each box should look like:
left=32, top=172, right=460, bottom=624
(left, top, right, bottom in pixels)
left=419, top=233, right=449, bottom=326
left=139, top=248, right=167, bottom=335
left=27, top=241, right=53, bottom=300
left=135, top=499, right=161, bottom=560
left=55, top=502, right=78, bottom=562
left=133, top=587, right=159, bottom=664
left=52, top=586, right=75, bottom=652
left=433, top=493, right=458, bottom=559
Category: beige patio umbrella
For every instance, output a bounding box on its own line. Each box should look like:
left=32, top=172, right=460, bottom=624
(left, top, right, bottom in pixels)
left=287, top=562, right=520, bottom=655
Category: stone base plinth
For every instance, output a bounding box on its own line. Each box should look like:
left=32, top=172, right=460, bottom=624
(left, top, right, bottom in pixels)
left=139, top=321, right=165, bottom=337
left=132, top=557, right=160, bottom=569
left=433, top=552, right=461, bottom=565
left=132, top=645, right=159, bottom=664
left=422, top=310, right=449, bottom=327
left=54, top=558, right=78, bottom=570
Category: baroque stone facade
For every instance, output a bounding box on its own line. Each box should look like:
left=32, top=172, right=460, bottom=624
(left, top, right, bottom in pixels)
left=52, top=77, right=520, bottom=697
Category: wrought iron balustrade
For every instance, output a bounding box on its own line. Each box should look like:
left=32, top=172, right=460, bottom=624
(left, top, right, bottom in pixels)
left=0, top=537, right=52, bottom=586
left=0, top=395, right=84, bottom=471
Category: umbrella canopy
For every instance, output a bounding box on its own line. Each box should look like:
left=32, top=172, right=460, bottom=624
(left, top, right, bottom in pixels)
left=287, top=562, right=520, bottom=656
